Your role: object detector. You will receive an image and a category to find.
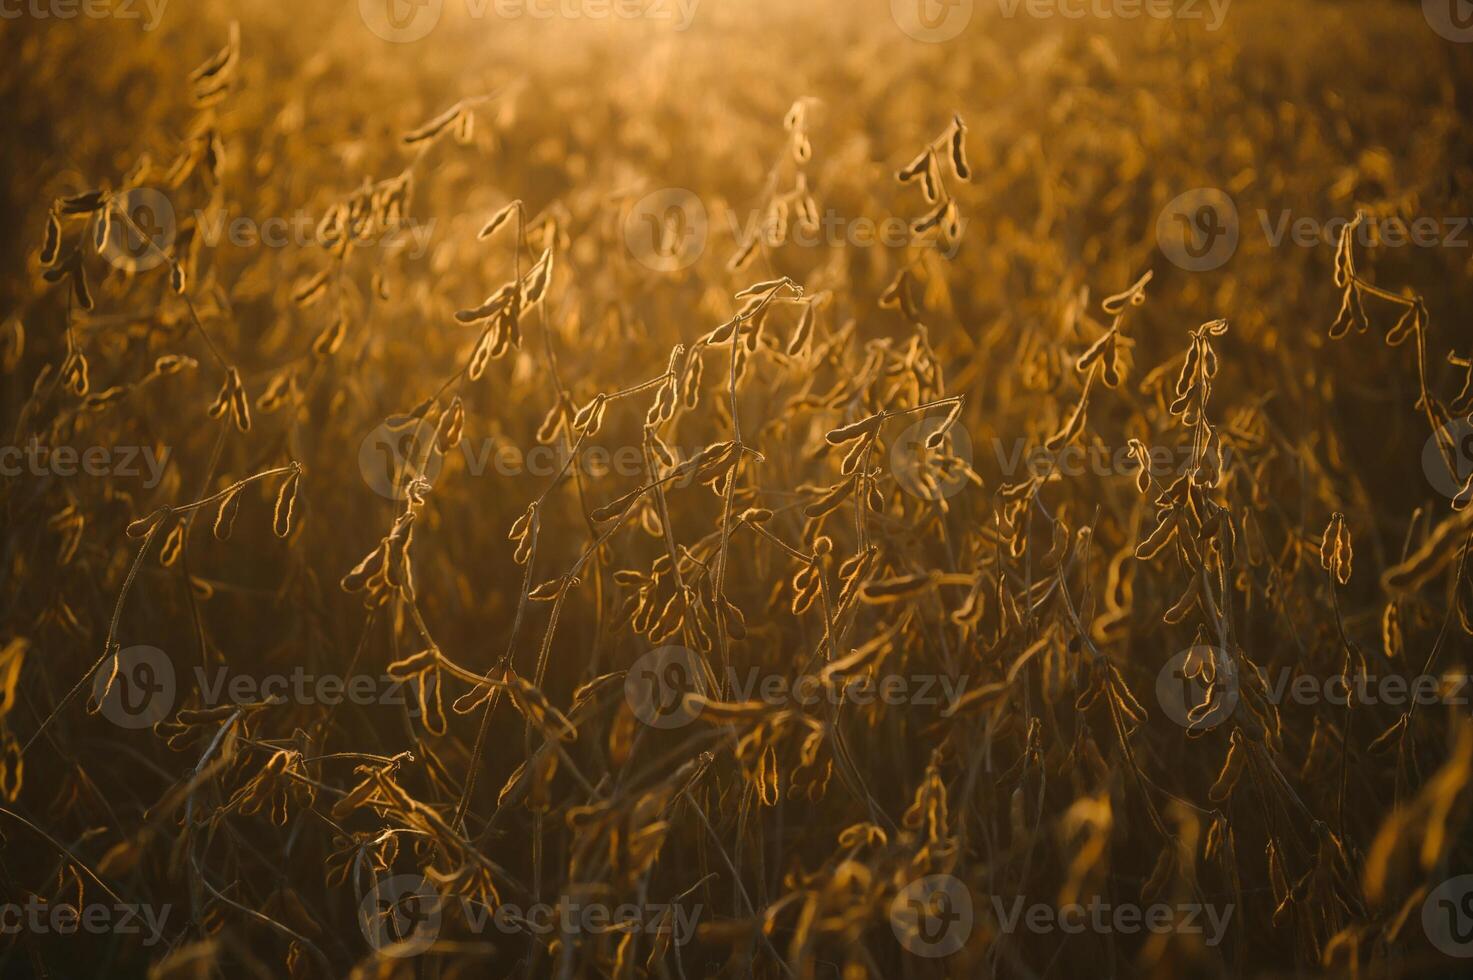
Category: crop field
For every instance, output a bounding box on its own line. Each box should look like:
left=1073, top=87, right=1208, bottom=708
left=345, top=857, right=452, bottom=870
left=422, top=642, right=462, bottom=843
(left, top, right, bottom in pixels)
left=3, top=0, right=1473, bottom=976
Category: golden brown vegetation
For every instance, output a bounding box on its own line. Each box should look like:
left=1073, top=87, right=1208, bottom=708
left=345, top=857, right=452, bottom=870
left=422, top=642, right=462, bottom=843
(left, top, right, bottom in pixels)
left=4, top=1, right=1473, bottom=976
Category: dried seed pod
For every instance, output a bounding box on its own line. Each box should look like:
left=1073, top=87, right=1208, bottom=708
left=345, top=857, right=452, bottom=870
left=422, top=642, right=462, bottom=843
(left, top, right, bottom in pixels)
left=468, top=328, right=495, bottom=380
left=787, top=303, right=815, bottom=356
left=720, top=597, right=747, bottom=640
left=127, top=510, right=167, bottom=539
left=258, top=371, right=293, bottom=412
left=436, top=397, right=465, bottom=452
left=825, top=414, right=884, bottom=446
left=949, top=113, right=971, bottom=181
left=912, top=199, right=948, bottom=234
left=273, top=471, right=300, bottom=538
left=867, top=481, right=885, bottom=512
left=1320, top=512, right=1352, bottom=585
left=456, top=283, right=516, bottom=324
left=858, top=573, right=937, bottom=604
left=479, top=200, right=521, bottom=240
left=1382, top=602, right=1402, bottom=659
left=521, top=247, right=555, bottom=307
left=681, top=350, right=704, bottom=408
left=71, top=263, right=93, bottom=311
left=341, top=543, right=387, bottom=592
left=59, top=190, right=105, bottom=214
left=896, top=148, right=931, bottom=185
left=591, top=486, right=646, bottom=524
left=703, top=316, right=741, bottom=346
left=153, top=354, right=191, bottom=377
left=227, top=369, right=252, bottom=432
left=735, top=277, right=788, bottom=300
left=403, top=104, right=463, bottom=144
left=839, top=436, right=872, bottom=476
left=40, top=212, right=62, bottom=266
left=60, top=351, right=87, bottom=395
left=1044, top=387, right=1089, bottom=452
left=1209, top=729, right=1247, bottom=802
left=572, top=393, right=608, bottom=434
left=528, top=576, right=574, bottom=601
left=924, top=403, right=962, bottom=449
left=82, top=386, right=126, bottom=412
left=293, top=268, right=331, bottom=305
left=804, top=480, right=855, bottom=519
left=214, top=485, right=244, bottom=540
left=312, top=317, right=347, bottom=358
left=159, top=522, right=184, bottom=567
left=648, top=428, right=675, bottom=468
left=727, top=234, right=760, bottom=272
